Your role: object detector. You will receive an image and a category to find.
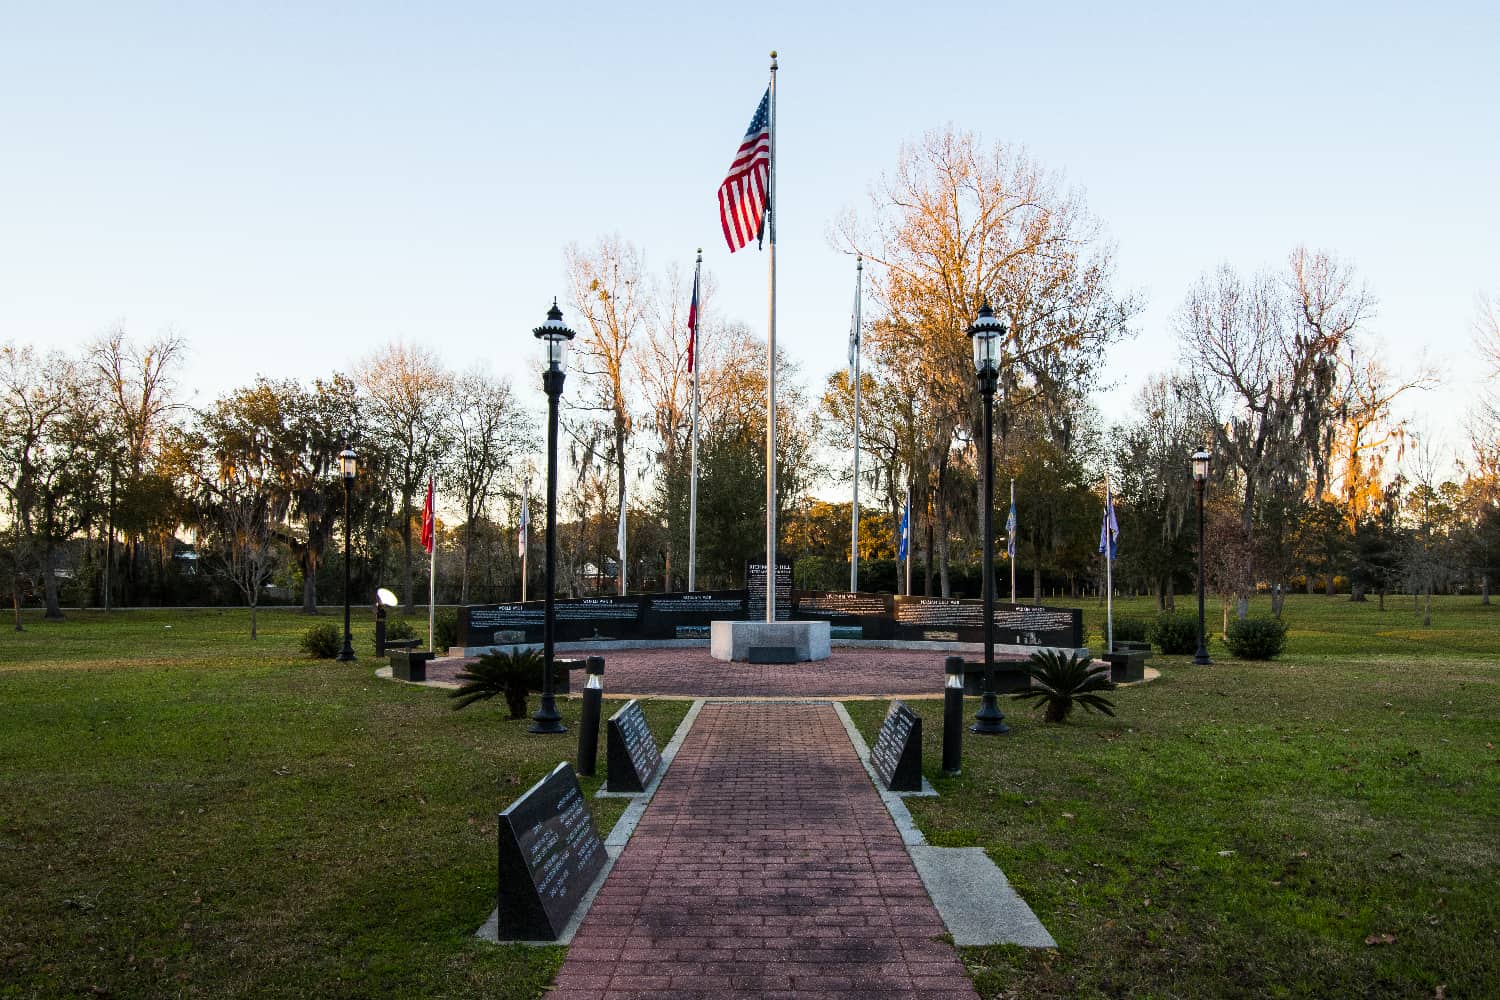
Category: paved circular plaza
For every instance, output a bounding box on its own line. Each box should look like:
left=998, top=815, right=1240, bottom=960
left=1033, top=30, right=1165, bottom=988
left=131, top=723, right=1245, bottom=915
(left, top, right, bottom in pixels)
left=419, top=646, right=1035, bottom=699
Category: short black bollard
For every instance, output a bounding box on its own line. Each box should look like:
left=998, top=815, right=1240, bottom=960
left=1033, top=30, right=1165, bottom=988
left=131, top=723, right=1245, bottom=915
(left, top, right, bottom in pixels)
left=943, top=656, right=965, bottom=775
left=576, top=656, right=605, bottom=777
left=373, top=604, right=388, bottom=657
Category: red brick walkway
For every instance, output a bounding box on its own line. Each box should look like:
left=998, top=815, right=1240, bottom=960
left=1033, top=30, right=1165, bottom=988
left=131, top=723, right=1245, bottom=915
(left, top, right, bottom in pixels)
left=425, top=647, right=1028, bottom=699
left=549, top=702, right=979, bottom=999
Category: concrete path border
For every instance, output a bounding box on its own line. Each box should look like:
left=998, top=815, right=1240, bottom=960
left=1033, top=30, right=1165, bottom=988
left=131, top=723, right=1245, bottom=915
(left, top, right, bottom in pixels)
left=832, top=702, right=1057, bottom=949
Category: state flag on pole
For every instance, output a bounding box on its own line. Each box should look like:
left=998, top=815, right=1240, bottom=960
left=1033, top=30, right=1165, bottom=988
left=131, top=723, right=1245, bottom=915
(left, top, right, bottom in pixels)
left=617, top=488, right=627, bottom=560
left=847, top=280, right=861, bottom=374
left=420, top=478, right=435, bottom=555
left=687, top=263, right=701, bottom=373
left=717, top=88, right=771, bottom=253
left=1098, top=482, right=1119, bottom=561
left=897, top=495, right=910, bottom=562
left=1006, top=498, right=1018, bottom=561
left=517, top=482, right=529, bottom=558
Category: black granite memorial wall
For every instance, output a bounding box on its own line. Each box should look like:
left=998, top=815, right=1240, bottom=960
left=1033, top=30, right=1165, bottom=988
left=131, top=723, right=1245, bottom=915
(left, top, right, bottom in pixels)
left=459, top=589, right=1082, bottom=649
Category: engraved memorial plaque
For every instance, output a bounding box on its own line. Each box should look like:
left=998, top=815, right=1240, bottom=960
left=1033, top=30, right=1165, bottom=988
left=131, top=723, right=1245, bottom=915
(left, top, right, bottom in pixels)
left=495, top=762, right=607, bottom=940
left=869, top=700, right=923, bottom=792
left=745, top=559, right=793, bottom=621
left=605, top=699, right=662, bottom=793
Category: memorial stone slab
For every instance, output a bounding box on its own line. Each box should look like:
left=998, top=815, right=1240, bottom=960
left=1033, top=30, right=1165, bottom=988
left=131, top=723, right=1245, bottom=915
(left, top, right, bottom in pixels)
left=870, top=700, right=923, bottom=792
left=745, top=559, right=793, bottom=621
left=495, top=762, right=606, bottom=941
left=605, top=699, right=662, bottom=793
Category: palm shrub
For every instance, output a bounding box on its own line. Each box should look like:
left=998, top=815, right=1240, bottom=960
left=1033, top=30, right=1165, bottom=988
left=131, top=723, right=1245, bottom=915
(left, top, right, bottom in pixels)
left=434, top=610, right=459, bottom=653
left=1150, top=611, right=1200, bottom=654
left=299, top=622, right=341, bottom=659
left=449, top=648, right=542, bottom=719
left=1225, top=615, right=1288, bottom=660
left=1014, top=649, right=1117, bottom=724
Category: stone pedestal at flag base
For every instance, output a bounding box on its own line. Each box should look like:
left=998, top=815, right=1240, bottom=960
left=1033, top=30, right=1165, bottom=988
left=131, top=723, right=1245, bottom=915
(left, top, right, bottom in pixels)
left=710, top=620, right=831, bottom=663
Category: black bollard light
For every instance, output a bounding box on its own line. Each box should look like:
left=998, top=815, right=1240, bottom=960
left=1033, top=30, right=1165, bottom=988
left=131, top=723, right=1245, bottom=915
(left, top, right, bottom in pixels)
left=943, top=655, right=965, bottom=775
left=577, top=656, right=605, bottom=776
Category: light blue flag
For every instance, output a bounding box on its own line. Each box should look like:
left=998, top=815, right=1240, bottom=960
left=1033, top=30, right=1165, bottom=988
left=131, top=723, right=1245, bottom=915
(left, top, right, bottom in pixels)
left=897, top=496, right=910, bottom=562
left=1098, top=482, right=1120, bottom=561
left=1005, top=498, right=1017, bottom=561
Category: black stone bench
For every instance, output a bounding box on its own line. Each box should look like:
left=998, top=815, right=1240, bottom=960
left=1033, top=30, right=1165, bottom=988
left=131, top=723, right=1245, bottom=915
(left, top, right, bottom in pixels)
left=961, top=660, right=1032, bottom=696
left=1102, top=651, right=1147, bottom=683
left=390, top=649, right=435, bottom=682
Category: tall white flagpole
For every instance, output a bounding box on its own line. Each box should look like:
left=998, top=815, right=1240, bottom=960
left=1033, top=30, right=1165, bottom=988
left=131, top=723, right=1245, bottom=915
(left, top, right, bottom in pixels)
left=688, top=248, right=702, bottom=593
left=520, top=480, right=529, bottom=603
left=1105, top=473, right=1114, bottom=654
left=428, top=481, right=437, bottom=652
left=618, top=478, right=628, bottom=596
left=1010, top=478, right=1017, bottom=604
left=764, top=49, right=778, bottom=622
left=904, top=481, right=912, bottom=596
left=850, top=255, right=862, bottom=593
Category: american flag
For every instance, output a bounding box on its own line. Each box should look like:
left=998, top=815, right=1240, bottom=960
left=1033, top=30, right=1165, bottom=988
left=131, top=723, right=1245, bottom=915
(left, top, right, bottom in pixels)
left=687, top=260, right=701, bottom=372
left=718, top=88, right=770, bottom=253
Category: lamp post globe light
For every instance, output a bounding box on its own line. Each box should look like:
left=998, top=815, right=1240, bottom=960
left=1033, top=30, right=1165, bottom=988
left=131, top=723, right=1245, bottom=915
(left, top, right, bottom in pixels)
left=968, top=300, right=1009, bottom=735
left=531, top=300, right=575, bottom=735
left=1192, top=447, right=1213, bottom=665
left=336, top=447, right=358, bottom=662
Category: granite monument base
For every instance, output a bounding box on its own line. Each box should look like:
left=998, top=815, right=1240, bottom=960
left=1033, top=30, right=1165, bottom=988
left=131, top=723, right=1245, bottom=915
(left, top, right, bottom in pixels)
left=710, top=620, right=831, bottom=662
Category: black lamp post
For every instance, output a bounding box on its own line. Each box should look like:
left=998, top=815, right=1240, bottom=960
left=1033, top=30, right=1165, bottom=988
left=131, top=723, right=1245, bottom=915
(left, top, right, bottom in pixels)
left=336, top=446, right=358, bottom=662
left=530, top=300, right=575, bottom=735
left=969, top=300, right=1009, bottom=735
left=1192, top=447, right=1213, bottom=665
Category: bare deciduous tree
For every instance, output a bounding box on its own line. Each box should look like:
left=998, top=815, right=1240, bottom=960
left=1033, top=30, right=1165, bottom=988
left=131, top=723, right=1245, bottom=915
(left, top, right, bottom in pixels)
left=357, top=343, right=452, bottom=609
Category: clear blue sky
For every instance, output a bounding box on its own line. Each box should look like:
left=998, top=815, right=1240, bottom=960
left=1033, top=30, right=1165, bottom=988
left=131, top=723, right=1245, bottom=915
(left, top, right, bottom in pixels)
left=3, top=2, right=1495, bottom=474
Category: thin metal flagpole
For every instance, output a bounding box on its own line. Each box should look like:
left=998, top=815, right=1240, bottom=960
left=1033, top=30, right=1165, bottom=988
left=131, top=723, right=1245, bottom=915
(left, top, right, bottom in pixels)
left=618, top=479, right=627, bottom=596
left=1010, top=478, right=1016, bottom=604
left=689, top=249, right=702, bottom=593
left=520, top=481, right=529, bottom=603
left=764, top=49, right=778, bottom=623
left=428, top=478, right=436, bottom=652
left=850, top=255, right=862, bottom=593
left=1105, top=473, right=1114, bottom=654
left=904, top=481, right=912, bottom=596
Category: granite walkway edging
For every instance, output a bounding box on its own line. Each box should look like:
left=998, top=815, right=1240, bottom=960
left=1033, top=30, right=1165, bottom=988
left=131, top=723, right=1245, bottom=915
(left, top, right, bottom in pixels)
left=831, top=701, right=1057, bottom=949
left=476, top=698, right=706, bottom=946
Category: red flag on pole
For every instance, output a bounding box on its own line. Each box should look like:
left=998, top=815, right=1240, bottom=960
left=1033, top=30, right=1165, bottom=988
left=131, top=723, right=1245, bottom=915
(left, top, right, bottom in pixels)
left=420, top=478, right=435, bottom=554
left=687, top=260, right=701, bottom=373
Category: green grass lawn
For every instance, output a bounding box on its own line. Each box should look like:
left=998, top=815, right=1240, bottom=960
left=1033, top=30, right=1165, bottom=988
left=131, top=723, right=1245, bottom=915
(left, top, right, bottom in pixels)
left=3, top=595, right=1497, bottom=998
left=0, top=607, right=687, bottom=999
left=848, top=593, right=1500, bottom=999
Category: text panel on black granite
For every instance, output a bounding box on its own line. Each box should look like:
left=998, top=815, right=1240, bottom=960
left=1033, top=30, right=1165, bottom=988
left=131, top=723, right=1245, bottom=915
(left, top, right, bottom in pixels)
left=605, top=699, right=662, bottom=793
left=792, top=591, right=896, bottom=639
left=870, top=700, right=923, bottom=792
left=495, top=762, right=606, bottom=940
left=641, top=590, right=749, bottom=638
left=745, top=559, right=793, bottom=621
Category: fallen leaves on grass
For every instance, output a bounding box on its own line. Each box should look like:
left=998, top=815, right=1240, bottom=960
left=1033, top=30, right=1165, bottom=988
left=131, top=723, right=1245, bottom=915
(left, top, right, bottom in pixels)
left=1364, top=932, right=1397, bottom=946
